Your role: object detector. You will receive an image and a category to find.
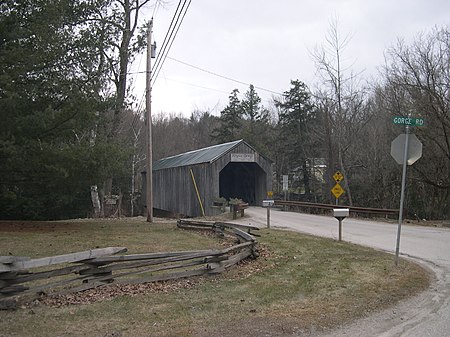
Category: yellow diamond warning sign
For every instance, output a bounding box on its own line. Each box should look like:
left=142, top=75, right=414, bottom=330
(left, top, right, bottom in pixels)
left=333, top=171, right=344, bottom=183
left=331, top=183, right=344, bottom=199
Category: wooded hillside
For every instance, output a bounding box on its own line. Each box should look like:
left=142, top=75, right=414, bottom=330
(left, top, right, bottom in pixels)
left=0, top=2, right=448, bottom=220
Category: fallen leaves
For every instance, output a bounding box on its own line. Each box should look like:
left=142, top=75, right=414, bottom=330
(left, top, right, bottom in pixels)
left=32, top=245, right=273, bottom=308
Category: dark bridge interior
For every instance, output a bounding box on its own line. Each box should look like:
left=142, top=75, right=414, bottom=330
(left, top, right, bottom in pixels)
left=219, top=162, right=266, bottom=205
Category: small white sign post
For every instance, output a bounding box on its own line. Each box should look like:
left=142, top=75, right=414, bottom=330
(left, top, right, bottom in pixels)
left=282, top=175, right=288, bottom=210
left=263, top=200, right=274, bottom=228
left=333, top=208, right=349, bottom=242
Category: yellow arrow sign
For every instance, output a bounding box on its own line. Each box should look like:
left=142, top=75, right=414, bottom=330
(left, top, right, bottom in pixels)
left=331, top=183, right=344, bottom=199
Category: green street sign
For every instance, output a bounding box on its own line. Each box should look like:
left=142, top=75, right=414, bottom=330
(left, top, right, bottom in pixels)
left=393, top=116, right=425, bottom=126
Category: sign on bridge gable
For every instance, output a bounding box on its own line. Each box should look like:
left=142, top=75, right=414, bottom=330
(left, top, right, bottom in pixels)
left=231, top=153, right=256, bottom=162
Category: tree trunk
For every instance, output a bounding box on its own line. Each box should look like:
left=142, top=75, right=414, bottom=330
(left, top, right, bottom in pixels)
left=90, top=185, right=101, bottom=218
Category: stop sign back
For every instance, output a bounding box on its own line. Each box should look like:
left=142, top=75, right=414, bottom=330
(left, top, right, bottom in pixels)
left=390, top=133, right=423, bottom=165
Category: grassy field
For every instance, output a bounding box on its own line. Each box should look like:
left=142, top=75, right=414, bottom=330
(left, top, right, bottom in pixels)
left=0, top=218, right=430, bottom=337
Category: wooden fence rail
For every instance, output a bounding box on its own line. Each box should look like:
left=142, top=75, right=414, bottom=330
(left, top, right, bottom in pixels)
left=0, top=220, right=258, bottom=309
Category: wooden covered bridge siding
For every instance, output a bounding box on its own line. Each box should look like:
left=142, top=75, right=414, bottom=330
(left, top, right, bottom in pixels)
left=152, top=140, right=273, bottom=217
left=152, top=163, right=213, bottom=217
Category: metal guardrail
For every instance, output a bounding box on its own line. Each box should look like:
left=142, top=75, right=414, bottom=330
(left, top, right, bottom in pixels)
left=274, top=200, right=399, bottom=217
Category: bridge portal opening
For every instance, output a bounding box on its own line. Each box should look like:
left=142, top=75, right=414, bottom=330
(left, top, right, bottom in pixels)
left=219, top=162, right=266, bottom=205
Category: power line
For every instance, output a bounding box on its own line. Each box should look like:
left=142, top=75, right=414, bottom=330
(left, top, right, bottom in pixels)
left=132, top=1, right=282, bottom=114
left=130, top=1, right=162, bottom=119
left=152, top=0, right=184, bottom=74
left=166, top=56, right=283, bottom=95
left=152, top=1, right=191, bottom=85
left=151, top=0, right=160, bottom=17
left=134, top=73, right=229, bottom=117
left=158, top=76, right=231, bottom=94
left=130, top=49, right=145, bottom=91
left=152, top=0, right=191, bottom=83
left=133, top=0, right=184, bottom=118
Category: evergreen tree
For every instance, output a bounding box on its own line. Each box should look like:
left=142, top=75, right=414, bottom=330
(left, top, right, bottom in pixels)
left=239, top=85, right=272, bottom=153
left=0, top=0, right=129, bottom=219
left=241, top=84, right=267, bottom=122
left=275, top=80, right=317, bottom=199
left=212, top=89, right=243, bottom=143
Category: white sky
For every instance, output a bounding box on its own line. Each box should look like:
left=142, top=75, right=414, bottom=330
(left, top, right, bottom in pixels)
left=130, top=0, right=449, bottom=117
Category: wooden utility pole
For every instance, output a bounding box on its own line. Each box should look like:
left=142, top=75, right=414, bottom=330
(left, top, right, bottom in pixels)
left=145, top=19, right=154, bottom=222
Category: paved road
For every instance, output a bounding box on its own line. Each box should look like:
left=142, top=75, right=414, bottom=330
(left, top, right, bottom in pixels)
left=232, top=207, right=450, bottom=337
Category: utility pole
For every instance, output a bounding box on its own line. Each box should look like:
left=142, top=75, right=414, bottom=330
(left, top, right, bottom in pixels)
left=145, top=19, right=155, bottom=222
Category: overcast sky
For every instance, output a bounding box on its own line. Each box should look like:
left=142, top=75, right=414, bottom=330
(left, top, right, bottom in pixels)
left=131, top=0, right=449, bottom=117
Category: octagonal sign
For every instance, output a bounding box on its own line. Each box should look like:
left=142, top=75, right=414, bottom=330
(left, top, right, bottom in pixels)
left=390, top=133, right=423, bottom=165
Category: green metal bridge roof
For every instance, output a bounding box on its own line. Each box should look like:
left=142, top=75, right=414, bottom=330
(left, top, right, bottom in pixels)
left=153, top=140, right=243, bottom=171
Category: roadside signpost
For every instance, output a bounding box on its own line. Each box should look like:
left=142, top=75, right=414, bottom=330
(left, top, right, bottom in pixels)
left=331, top=183, right=344, bottom=199
left=282, top=175, right=289, bottom=211
left=333, top=208, right=349, bottom=242
left=331, top=171, right=344, bottom=203
left=333, top=171, right=344, bottom=183
left=392, top=116, right=425, bottom=127
left=264, top=192, right=274, bottom=228
left=282, top=175, right=288, bottom=192
left=391, top=115, right=424, bottom=265
left=390, top=133, right=423, bottom=165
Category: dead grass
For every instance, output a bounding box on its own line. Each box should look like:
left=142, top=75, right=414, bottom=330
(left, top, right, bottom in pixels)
left=0, top=218, right=430, bottom=337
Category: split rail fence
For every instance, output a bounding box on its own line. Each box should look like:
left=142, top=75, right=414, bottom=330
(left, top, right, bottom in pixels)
left=0, top=220, right=259, bottom=309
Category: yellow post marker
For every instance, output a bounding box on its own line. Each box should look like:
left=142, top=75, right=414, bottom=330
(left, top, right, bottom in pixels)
left=190, top=169, right=205, bottom=217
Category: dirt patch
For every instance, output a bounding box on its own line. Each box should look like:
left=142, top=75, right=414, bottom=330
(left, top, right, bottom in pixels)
left=34, top=279, right=202, bottom=307
left=28, top=244, right=272, bottom=308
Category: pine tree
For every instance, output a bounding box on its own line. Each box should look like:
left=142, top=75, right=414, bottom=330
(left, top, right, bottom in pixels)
left=241, top=84, right=267, bottom=122
left=239, top=85, right=272, bottom=154
left=212, top=89, right=243, bottom=143
left=275, top=80, right=317, bottom=199
left=0, top=0, right=131, bottom=219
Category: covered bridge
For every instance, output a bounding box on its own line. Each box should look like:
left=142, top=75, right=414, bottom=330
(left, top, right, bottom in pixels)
left=146, top=140, right=273, bottom=217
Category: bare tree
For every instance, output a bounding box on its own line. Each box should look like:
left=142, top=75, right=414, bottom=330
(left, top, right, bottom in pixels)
left=86, top=0, right=164, bottom=211
left=311, top=17, right=370, bottom=205
left=382, top=26, right=450, bottom=218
